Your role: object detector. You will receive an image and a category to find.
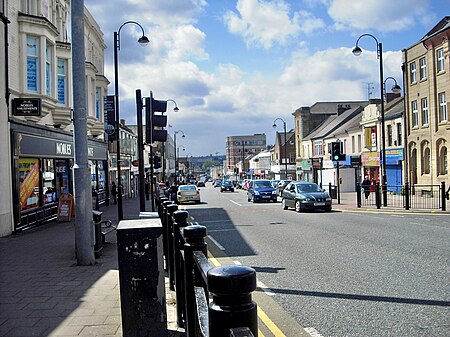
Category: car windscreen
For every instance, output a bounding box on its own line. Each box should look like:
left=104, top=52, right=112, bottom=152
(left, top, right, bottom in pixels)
left=179, top=185, right=197, bottom=191
left=254, top=181, right=273, bottom=188
left=296, top=184, right=322, bottom=193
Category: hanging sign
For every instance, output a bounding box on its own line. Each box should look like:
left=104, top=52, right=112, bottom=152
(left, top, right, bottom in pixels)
left=12, top=98, right=41, bottom=116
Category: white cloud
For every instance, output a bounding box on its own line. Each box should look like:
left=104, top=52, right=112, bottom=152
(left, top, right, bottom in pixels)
left=223, top=0, right=301, bottom=49
left=298, top=10, right=326, bottom=35
left=328, top=0, right=430, bottom=32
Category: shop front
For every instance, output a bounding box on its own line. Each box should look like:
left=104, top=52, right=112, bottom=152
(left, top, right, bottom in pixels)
left=385, top=148, right=404, bottom=193
left=361, top=151, right=380, bottom=190
left=11, top=123, right=108, bottom=232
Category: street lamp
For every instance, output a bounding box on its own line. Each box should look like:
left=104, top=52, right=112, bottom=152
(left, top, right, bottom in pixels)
left=177, top=145, right=186, bottom=182
left=114, top=21, right=149, bottom=220
left=353, top=33, right=388, bottom=206
left=383, top=77, right=402, bottom=96
left=174, top=130, right=185, bottom=182
left=162, top=100, right=179, bottom=182
left=273, top=118, right=288, bottom=180
left=186, top=153, right=193, bottom=177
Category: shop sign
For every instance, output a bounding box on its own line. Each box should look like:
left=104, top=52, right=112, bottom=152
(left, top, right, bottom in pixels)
left=12, top=98, right=41, bottom=117
left=361, top=151, right=380, bottom=167
left=350, top=156, right=361, bottom=166
left=301, top=159, right=312, bottom=170
left=312, top=157, right=323, bottom=169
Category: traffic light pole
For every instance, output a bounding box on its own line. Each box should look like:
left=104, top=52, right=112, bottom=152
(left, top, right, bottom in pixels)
left=136, top=89, right=146, bottom=212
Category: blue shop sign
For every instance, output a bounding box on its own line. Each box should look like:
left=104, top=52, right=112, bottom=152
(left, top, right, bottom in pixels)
left=383, top=148, right=404, bottom=165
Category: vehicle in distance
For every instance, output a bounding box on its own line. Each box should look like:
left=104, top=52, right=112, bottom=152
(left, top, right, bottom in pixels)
left=196, top=181, right=205, bottom=187
left=277, top=180, right=293, bottom=196
left=177, top=184, right=201, bottom=204
left=247, top=179, right=277, bottom=203
left=221, top=180, right=234, bottom=192
left=213, top=179, right=222, bottom=188
left=281, top=181, right=332, bottom=212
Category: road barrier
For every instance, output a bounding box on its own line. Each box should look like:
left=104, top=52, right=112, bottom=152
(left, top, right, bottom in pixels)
left=160, top=199, right=258, bottom=337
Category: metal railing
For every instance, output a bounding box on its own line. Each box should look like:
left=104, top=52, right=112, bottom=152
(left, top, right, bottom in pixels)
left=356, top=182, right=447, bottom=211
left=159, top=197, right=258, bottom=337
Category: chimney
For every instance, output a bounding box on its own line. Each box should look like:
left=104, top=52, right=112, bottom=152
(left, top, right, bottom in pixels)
left=386, top=93, right=401, bottom=103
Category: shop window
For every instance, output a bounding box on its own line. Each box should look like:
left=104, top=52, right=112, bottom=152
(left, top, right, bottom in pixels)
left=42, top=159, right=56, bottom=204
left=19, top=158, right=40, bottom=210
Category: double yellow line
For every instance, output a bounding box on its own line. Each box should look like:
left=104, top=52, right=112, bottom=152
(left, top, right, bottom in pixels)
left=209, top=256, right=286, bottom=337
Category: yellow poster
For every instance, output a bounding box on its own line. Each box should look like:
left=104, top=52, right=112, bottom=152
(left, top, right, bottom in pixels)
left=19, top=159, right=40, bottom=210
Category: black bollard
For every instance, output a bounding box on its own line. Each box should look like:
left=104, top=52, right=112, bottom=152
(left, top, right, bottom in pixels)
left=158, top=196, right=168, bottom=218
left=166, top=203, right=179, bottom=290
left=404, top=182, right=410, bottom=210
left=183, top=225, right=207, bottom=337
left=375, top=182, right=381, bottom=209
left=173, top=210, right=189, bottom=328
left=160, top=199, right=172, bottom=265
left=356, top=182, right=361, bottom=208
left=208, top=265, right=258, bottom=337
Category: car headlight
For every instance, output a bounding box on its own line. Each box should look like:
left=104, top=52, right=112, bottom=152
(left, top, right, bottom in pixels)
left=326, top=197, right=331, bottom=201
left=272, top=190, right=277, bottom=195
left=254, top=191, right=260, bottom=195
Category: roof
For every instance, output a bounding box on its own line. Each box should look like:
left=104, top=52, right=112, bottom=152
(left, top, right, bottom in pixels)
left=421, top=16, right=450, bottom=41
left=275, top=130, right=295, bottom=146
left=309, top=101, right=368, bottom=114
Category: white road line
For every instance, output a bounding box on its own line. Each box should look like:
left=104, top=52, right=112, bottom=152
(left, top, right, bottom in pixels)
left=304, top=327, right=325, bottom=337
left=208, top=229, right=237, bottom=233
left=207, top=235, right=225, bottom=251
left=256, top=280, right=276, bottom=296
left=190, top=216, right=195, bottom=220
left=199, top=219, right=233, bottom=223
left=229, top=200, right=242, bottom=206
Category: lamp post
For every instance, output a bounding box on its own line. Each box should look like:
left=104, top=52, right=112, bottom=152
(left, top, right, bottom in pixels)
left=177, top=145, right=186, bottom=182
left=114, top=21, right=149, bottom=220
left=173, top=130, right=185, bottom=183
left=273, top=118, right=288, bottom=180
left=162, top=100, right=179, bottom=183
left=353, top=33, right=388, bottom=206
left=186, top=153, right=193, bottom=178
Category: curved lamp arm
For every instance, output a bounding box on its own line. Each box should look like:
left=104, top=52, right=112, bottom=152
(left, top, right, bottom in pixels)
left=352, top=33, right=380, bottom=58
left=116, top=21, right=149, bottom=51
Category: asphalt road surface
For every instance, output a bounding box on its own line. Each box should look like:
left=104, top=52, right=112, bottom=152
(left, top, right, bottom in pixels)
left=182, top=183, right=450, bottom=337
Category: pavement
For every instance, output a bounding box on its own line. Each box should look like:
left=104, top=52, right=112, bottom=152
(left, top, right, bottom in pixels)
left=1, top=191, right=447, bottom=337
left=0, top=196, right=185, bottom=337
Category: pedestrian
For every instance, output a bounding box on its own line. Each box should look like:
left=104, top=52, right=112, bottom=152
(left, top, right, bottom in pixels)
left=169, top=182, right=178, bottom=203
left=145, top=180, right=150, bottom=200
left=111, top=181, right=117, bottom=204
left=362, top=175, right=371, bottom=199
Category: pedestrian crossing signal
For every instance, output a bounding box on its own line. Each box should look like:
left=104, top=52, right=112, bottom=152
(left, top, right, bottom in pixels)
left=331, top=142, right=346, bottom=161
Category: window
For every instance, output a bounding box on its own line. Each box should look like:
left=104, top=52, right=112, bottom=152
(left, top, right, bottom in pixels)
left=419, top=57, right=426, bottom=80
left=387, top=125, right=392, bottom=146
left=396, top=123, right=402, bottom=146
left=314, top=141, right=323, bottom=156
left=357, top=134, right=361, bottom=152
left=19, top=158, right=40, bottom=210
left=438, top=147, right=448, bottom=175
left=438, top=92, right=447, bottom=122
left=0, top=0, right=4, bottom=14
left=57, top=59, right=66, bottom=104
left=421, top=97, right=428, bottom=126
left=422, top=147, right=430, bottom=174
left=26, top=37, right=39, bottom=92
left=436, top=48, right=445, bottom=73
left=95, top=87, right=101, bottom=119
left=411, top=100, right=418, bottom=127
left=45, top=44, right=52, bottom=96
left=410, top=61, right=416, bottom=83
left=351, top=136, right=355, bottom=153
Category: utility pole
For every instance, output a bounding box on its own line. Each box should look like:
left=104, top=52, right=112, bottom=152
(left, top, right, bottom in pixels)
left=71, top=0, right=95, bottom=265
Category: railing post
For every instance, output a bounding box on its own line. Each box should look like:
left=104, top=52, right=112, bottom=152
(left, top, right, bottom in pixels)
left=404, top=182, right=410, bottom=210
left=208, top=265, right=258, bottom=337
left=441, top=181, right=446, bottom=211
left=356, top=182, right=361, bottom=208
left=161, top=200, right=173, bottom=270
left=173, top=210, right=189, bottom=328
left=183, top=225, right=207, bottom=337
left=375, top=182, right=381, bottom=209
left=166, top=203, right=179, bottom=290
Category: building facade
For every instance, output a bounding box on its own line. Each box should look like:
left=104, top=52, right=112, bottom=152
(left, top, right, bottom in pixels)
left=270, top=130, right=296, bottom=180
left=403, top=17, right=449, bottom=187
left=225, top=134, right=267, bottom=174
left=3, top=1, right=109, bottom=236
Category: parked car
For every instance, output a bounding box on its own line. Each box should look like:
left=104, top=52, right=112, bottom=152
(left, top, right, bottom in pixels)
left=281, top=181, right=332, bottom=212
left=220, top=180, right=234, bottom=192
left=247, top=179, right=277, bottom=203
left=213, top=179, right=222, bottom=188
left=177, top=184, right=201, bottom=204
left=277, top=180, right=293, bottom=196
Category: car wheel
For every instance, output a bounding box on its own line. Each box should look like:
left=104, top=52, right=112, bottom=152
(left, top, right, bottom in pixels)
left=282, top=198, right=287, bottom=210
left=247, top=195, right=251, bottom=202
left=295, top=200, right=302, bottom=212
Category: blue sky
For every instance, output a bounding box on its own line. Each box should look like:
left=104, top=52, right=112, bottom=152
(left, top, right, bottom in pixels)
left=84, top=0, right=450, bottom=156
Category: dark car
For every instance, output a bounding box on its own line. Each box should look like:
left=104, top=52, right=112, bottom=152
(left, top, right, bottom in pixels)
left=247, top=179, right=277, bottom=203
left=281, top=181, right=332, bottom=212
left=220, top=180, right=234, bottom=192
left=213, top=179, right=222, bottom=188
left=196, top=181, right=205, bottom=187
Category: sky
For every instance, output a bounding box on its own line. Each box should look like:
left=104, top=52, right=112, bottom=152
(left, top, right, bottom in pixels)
left=84, top=0, right=449, bottom=156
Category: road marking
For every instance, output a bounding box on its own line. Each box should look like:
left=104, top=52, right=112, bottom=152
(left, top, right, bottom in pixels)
left=209, top=256, right=221, bottom=267
left=230, top=200, right=242, bottom=206
left=258, top=306, right=287, bottom=337
left=257, top=280, right=276, bottom=296
left=190, top=216, right=195, bottom=220
left=304, top=327, right=325, bottom=337
left=339, top=209, right=450, bottom=216
left=208, top=229, right=237, bottom=233
left=207, top=235, right=226, bottom=251
left=199, top=219, right=233, bottom=223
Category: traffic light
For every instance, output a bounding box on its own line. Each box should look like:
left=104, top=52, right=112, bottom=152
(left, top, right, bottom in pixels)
left=153, top=154, right=161, bottom=169
left=331, top=142, right=346, bottom=161
left=145, top=95, right=168, bottom=143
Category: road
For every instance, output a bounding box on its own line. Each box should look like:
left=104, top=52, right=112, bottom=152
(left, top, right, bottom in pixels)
left=181, top=183, right=450, bottom=337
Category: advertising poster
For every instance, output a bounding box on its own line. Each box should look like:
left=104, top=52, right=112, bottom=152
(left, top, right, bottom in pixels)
left=19, top=159, right=40, bottom=210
